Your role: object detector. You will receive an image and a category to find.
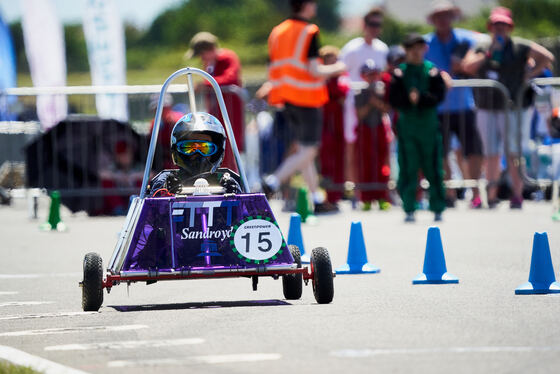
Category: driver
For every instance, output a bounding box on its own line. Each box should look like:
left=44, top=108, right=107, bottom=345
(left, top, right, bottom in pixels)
left=146, top=112, right=242, bottom=196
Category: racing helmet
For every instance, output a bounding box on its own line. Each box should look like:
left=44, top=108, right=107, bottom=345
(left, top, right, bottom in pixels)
left=170, top=112, right=227, bottom=176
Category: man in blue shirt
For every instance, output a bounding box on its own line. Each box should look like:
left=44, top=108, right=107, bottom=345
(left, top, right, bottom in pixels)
left=425, top=0, right=484, bottom=208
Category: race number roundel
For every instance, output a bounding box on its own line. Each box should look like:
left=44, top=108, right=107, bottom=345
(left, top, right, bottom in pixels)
left=231, top=216, right=284, bottom=263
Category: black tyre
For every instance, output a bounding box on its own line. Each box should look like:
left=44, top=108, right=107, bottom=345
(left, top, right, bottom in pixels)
left=310, top=247, right=334, bottom=304
left=282, top=245, right=303, bottom=300
left=82, top=252, right=104, bottom=311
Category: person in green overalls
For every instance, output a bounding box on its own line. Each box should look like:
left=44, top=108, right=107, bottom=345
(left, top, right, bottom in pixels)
left=389, top=33, right=448, bottom=223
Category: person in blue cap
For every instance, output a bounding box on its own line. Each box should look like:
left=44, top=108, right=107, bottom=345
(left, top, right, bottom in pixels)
left=424, top=0, right=484, bottom=209
left=354, top=59, right=392, bottom=211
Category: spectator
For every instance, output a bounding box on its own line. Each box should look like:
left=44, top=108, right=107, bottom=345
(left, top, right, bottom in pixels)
left=382, top=45, right=404, bottom=201
left=99, top=140, right=143, bottom=215
left=389, top=33, right=447, bottom=222
left=262, top=0, right=346, bottom=214
left=254, top=81, right=291, bottom=178
left=462, top=6, right=554, bottom=209
left=186, top=31, right=244, bottom=172
left=318, top=45, right=350, bottom=209
left=384, top=45, right=406, bottom=77
left=340, top=7, right=389, bottom=189
left=548, top=108, right=560, bottom=221
left=149, top=93, right=184, bottom=171
left=354, top=59, right=391, bottom=210
left=425, top=0, right=484, bottom=209
left=382, top=45, right=404, bottom=135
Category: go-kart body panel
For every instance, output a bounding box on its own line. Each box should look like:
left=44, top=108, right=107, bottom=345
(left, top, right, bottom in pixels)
left=109, top=193, right=294, bottom=277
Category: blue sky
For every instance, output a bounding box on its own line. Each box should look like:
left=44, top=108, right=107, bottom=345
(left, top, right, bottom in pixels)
left=0, top=0, right=184, bottom=28
left=0, top=0, right=381, bottom=28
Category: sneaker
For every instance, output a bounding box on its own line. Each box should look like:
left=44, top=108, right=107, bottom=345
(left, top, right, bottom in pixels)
left=404, top=212, right=415, bottom=223
left=314, top=201, right=339, bottom=214
left=509, top=196, right=523, bottom=209
left=260, top=178, right=275, bottom=199
left=378, top=199, right=391, bottom=211
left=470, top=196, right=482, bottom=209
left=445, top=197, right=456, bottom=208
left=0, top=187, right=11, bottom=205
left=434, top=212, right=443, bottom=222
left=487, top=198, right=500, bottom=209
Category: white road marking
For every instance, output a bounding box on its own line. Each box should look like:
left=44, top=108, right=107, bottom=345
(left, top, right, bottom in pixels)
left=0, top=311, right=97, bottom=321
left=107, top=353, right=282, bottom=367
left=0, top=301, right=54, bottom=307
left=0, top=324, right=148, bottom=337
left=0, top=345, right=90, bottom=374
left=331, top=346, right=560, bottom=357
left=0, top=272, right=81, bottom=279
left=45, top=338, right=205, bottom=351
left=0, top=291, right=18, bottom=295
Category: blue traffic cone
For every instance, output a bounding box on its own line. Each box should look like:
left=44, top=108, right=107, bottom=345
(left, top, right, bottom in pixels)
left=336, top=221, right=380, bottom=274
left=413, top=227, right=458, bottom=284
left=515, top=232, right=560, bottom=295
left=287, top=213, right=310, bottom=263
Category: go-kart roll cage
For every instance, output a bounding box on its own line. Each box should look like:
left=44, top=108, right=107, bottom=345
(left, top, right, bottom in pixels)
left=140, top=67, right=251, bottom=198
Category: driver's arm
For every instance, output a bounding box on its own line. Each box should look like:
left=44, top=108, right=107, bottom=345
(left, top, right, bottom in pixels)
left=146, top=171, right=181, bottom=197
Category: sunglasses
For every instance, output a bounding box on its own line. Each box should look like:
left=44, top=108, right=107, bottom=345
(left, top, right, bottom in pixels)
left=176, top=140, right=218, bottom=156
left=365, top=20, right=383, bottom=28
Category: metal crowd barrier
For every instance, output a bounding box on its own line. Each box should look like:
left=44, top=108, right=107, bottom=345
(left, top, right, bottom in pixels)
left=245, top=78, right=525, bottom=207
left=2, top=77, right=556, bottom=213
left=0, top=83, right=248, bottom=215
left=515, top=77, right=560, bottom=209
left=279, top=78, right=513, bottom=207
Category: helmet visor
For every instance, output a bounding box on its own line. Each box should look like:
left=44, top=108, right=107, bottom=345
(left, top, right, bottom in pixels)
left=176, top=140, right=218, bottom=156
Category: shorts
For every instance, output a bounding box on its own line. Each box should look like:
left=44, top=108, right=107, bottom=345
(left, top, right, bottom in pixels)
left=284, top=103, right=323, bottom=146
left=476, top=108, right=532, bottom=156
left=439, top=110, right=483, bottom=157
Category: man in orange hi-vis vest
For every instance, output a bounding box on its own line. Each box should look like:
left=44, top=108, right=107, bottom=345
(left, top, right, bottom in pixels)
left=261, top=0, right=346, bottom=214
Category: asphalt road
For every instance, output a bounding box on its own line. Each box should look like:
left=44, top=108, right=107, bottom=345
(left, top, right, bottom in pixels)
left=1, top=195, right=559, bottom=373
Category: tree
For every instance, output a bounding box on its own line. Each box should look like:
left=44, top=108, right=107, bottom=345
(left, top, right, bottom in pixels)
left=142, top=0, right=340, bottom=47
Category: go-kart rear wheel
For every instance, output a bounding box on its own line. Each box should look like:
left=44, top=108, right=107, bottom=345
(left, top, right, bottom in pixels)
left=82, top=252, right=104, bottom=311
left=282, top=245, right=303, bottom=300
left=310, top=247, right=334, bottom=304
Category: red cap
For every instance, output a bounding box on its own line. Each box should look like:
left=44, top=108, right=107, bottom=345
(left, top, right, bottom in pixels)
left=489, top=6, right=514, bottom=26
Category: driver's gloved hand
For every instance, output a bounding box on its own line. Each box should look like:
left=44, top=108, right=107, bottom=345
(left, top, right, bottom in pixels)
left=219, top=172, right=241, bottom=194
left=166, top=173, right=182, bottom=194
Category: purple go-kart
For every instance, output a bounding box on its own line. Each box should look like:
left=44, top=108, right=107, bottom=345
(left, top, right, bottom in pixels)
left=79, top=68, right=334, bottom=311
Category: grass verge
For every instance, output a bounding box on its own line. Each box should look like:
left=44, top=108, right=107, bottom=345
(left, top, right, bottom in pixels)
left=0, top=361, right=42, bottom=374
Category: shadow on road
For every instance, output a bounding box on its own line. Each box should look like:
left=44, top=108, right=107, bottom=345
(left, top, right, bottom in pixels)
left=108, top=299, right=291, bottom=312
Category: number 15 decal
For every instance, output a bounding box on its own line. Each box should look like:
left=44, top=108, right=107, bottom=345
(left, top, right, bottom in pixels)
left=241, top=231, right=272, bottom=252
left=233, top=219, right=283, bottom=261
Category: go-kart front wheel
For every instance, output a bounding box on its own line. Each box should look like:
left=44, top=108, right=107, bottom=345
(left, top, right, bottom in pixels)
left=282, top=245, right=303, bottom=300
left=82, top=252, right=104, bottom=311
left=310, top=247, right=334, bottom=304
